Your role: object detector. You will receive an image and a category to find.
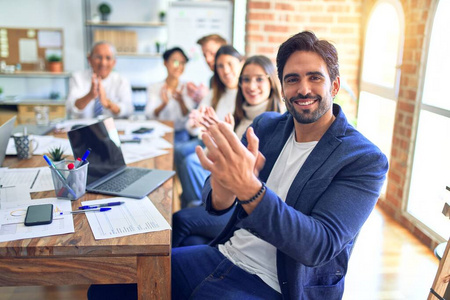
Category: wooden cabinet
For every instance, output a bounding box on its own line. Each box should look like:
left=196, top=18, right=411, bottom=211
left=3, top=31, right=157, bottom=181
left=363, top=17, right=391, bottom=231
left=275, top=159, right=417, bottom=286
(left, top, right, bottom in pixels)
left=17, top=103, right=66, bottom=124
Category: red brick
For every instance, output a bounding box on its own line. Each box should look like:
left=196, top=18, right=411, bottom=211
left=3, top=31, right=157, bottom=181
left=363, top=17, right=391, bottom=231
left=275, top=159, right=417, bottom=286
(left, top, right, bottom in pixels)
left=248, top=1, right=270, bottom=9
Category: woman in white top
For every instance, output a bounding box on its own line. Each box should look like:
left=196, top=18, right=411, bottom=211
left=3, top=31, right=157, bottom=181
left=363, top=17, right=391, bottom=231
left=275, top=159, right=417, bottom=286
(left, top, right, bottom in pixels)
left=175, top=45, right=244, bottom=207
left=172, top=55, right=283, bottom=247
left=145, top=47, right=195, bottom=143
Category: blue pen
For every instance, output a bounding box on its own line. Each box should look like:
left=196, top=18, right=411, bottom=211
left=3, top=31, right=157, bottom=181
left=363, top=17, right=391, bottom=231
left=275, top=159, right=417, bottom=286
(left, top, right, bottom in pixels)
left=59, top=207, right=111, bottom=215
left=43, top=155, right=77, bottom=198
left=78, top=201, right=125, bottom=210
left=80, top=148, right=91, bottom=166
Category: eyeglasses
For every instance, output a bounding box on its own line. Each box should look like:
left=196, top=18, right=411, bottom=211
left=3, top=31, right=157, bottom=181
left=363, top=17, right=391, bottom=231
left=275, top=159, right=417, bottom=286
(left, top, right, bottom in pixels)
left=91, top=55, right=115, bottom=62
left=239, top=75, right=270, bottom=86
left=170, top=59, right=186, bottom=67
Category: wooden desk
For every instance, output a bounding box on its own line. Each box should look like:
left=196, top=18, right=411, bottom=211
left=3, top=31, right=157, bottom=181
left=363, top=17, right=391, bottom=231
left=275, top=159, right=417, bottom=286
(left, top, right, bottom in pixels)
left=0, top=130, right=173, bottom=299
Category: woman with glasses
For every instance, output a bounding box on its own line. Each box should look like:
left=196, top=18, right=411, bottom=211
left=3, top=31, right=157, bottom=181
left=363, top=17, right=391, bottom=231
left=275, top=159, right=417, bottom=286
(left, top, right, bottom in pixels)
left=145, top=47, right=195, bottom=143
left=172, top=55, right=283, bottom=247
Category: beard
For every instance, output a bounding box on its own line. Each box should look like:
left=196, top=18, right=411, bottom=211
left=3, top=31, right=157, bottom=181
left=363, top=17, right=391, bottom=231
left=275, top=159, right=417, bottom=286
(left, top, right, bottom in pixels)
left=285, top=92, right=332, bottom=124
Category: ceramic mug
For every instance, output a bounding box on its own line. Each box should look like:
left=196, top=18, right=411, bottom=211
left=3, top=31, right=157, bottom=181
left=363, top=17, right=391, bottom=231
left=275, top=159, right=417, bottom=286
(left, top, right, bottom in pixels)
left=12, top=133, right=39, bottom=159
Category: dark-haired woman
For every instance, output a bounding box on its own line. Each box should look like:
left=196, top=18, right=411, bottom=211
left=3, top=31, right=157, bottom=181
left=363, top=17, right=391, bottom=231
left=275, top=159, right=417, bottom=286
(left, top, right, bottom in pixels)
left=145, top=47, right=195, bottom=143
left=172, top=55, right=284, bottom=247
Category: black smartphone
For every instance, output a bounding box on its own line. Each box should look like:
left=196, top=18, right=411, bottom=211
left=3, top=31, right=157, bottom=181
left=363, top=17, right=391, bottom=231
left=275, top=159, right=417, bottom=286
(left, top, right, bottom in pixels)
left=132, top=127, right=154, bottom=134
left=24, top=204, right=53, bottom=226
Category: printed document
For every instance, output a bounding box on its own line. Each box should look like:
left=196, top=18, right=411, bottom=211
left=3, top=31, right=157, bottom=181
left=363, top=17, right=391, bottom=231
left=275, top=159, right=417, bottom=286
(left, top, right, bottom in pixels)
left=0, top=198, right=74, bottom=243
left=82, top=197, right=171, bottom=240
left=0, top=167, right=54, bottom=192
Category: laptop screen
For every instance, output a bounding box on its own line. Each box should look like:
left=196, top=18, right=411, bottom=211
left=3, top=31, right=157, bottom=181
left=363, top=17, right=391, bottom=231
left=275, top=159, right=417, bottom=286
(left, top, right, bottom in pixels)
left=68, top=118, right=125, bottom=185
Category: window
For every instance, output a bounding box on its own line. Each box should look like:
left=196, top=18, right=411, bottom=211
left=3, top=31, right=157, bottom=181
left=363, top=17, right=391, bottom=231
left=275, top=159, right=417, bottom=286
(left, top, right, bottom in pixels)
left=357, top=0, right=404, bottom=194
left=407, top=0, right=450, bottom=240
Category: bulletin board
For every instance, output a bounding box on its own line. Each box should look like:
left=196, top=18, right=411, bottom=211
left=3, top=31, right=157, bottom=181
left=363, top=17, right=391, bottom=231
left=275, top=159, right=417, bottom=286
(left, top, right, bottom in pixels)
left=0, top=27, right=64, bottom=71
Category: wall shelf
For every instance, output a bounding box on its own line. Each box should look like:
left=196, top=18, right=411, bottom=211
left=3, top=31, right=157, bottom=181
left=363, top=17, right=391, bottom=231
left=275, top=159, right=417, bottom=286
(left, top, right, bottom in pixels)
left=86, top=20, right=165, bottom=27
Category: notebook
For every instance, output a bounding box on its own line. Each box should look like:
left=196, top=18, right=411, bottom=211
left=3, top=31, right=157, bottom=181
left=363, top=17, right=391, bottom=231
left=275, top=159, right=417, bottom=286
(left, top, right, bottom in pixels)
left=67, top=117, right=175, bottom=199
left=0, top=116, right=16, bottom=167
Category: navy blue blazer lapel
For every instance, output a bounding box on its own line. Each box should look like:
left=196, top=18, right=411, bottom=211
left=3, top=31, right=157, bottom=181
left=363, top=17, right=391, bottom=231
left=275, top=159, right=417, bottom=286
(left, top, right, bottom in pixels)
left=284, top=105, right=348, bottom=207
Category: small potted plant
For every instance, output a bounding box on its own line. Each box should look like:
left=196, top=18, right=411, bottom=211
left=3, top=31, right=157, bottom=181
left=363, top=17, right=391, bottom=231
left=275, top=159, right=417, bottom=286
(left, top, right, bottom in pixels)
left=48, top=145, right=66, bottom=162
left=155, top=41, right=161, bottom=53
left=159, top=11, right=166, bottom=23
left=98, top=3, right=112, bottom=21
left=47, top=54, right=62, bottom=73
left=0, top=86, right=3, bottom=99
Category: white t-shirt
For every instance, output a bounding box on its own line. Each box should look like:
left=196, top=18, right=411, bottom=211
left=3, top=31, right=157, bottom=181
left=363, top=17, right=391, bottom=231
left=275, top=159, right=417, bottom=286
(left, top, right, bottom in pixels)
left=66, top=70, right=133, bottom=119
left=145, top=81, right=196, bottom=131
left=219, top=130, right=318, bottom=292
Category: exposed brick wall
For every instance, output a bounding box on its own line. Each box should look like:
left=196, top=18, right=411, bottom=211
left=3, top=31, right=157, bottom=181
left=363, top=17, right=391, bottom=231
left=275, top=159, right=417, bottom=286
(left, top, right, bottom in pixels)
left=245, top=0, right=440, bottom=251
left=245, top=0, right=363, bottom=120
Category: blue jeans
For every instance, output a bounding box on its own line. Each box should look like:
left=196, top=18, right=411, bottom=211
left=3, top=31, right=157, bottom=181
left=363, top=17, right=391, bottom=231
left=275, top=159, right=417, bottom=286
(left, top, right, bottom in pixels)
left=177, top=152, right=210, bottom=208
left=172, top=205, right=234, bottom=247
left=172, top=245, right=282, bottom=299
left=87, top=246, right=282, bottom=300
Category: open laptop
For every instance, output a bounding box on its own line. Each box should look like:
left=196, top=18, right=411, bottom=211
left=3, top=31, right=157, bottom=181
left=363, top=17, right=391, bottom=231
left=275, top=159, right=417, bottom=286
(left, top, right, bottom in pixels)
left=68, top=117, right=175, bottom=199
left=0, top=116, right=17, bottom=167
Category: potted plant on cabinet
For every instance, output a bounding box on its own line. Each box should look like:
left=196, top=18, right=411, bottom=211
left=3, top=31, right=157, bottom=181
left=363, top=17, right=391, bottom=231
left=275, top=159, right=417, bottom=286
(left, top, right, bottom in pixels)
left=159, top=11, right=166, bottom=23
left=98, top=3, right=112, bottom=21
left=47, top=54, right=62, bottom=73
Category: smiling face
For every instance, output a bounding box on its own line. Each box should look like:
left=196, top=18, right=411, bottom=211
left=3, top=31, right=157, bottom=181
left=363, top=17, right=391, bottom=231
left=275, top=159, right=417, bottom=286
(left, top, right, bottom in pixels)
left=201, top=40, right=222, bottom=71
left=216, top=54, right=242, bottom=89
left=239, top=63, right=271, bottom=106
left=282, top=51, right=339, bottom=125
left=164, top=51, right=186, bottom=79
left=88, top=43, right=116, bottom=79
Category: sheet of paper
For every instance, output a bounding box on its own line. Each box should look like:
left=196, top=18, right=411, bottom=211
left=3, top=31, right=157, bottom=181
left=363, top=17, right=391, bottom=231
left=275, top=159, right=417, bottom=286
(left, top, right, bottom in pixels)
left=0, top=167, right=54, bottom=192
left=82, top=197, right=171, bottom=240
left=0, top=198, right=74, bottom=243
left=7, top=136, right=72, bottom=156
left=121, top=143, right=168, bottom=164
left=54, top=119, right=98, bottom=132
left=0, top=186, right=32, bottom=209
left=18, top=38, right=38, bottom=63
left=38, top=30, right=62, bottom=48
left=114, top=120, right=174, bottom=136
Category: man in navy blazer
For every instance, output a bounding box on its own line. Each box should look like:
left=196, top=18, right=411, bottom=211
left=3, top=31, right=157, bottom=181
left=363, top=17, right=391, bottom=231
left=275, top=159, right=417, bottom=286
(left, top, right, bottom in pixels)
left=87, top=31, right=388, bottom=300
left=170, top=31, right=389, bottom=299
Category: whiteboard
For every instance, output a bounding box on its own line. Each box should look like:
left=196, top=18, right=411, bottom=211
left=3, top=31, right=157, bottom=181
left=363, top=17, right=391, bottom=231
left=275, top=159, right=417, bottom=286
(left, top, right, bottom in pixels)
left=167, top=1, right=233, bottom=86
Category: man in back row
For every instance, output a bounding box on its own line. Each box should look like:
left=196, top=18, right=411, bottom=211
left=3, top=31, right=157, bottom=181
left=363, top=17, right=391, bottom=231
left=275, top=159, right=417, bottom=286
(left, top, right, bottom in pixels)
left=66, top=41, right=134, bottom=119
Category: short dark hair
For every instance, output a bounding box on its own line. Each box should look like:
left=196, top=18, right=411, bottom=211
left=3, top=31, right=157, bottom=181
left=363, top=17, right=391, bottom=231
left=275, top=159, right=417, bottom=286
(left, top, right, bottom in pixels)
left=276, top=31, right=339, bottom=84
left=163, top=47, right=189, bottom=63
left=197, top=34, right=227, bottom=46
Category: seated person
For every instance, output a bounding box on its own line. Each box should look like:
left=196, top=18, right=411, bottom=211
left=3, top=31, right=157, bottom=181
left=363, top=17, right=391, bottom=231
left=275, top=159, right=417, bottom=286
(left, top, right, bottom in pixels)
left=145, top=47, right=195, bottom=144
left=66, top=41, right=134, bottom=119
left=176, top=45, right=244, bottom=208
left=172, top=55, right=284, bottom=247
left=186, top=34, right=227, bottom=104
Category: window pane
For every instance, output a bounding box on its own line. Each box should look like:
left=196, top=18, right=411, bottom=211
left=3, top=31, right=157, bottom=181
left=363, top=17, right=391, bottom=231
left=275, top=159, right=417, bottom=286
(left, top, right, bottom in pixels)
left=407, top=111, right=450, bottom=240
left=422, top=0, right=450, bottom=110
left=361, top=3, right=400, bottom=88
left=357, top=91, right=396, bottom=160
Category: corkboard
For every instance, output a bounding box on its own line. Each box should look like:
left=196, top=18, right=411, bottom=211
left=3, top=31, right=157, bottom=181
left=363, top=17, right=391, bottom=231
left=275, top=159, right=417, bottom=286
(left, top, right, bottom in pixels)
left=0, top=27, right=64, bottom=71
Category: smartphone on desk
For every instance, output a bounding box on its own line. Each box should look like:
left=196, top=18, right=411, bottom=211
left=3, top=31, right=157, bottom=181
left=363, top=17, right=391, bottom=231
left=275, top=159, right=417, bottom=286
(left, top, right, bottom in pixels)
left=24, top=204, right=53, bottom=226
left=132, top=127, right=154, bottom=134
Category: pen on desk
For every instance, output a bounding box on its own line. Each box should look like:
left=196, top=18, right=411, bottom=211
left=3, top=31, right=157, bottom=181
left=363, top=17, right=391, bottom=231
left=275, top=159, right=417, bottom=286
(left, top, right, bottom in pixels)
left=43, top=155, right=77, bottom=198
left=78, top=201, right=125, bottom=210
left=80, top=148, right=91, bottom=166
left=60, top=207, right=112, bottom=215
left=30, top=169, right=40, bottom=189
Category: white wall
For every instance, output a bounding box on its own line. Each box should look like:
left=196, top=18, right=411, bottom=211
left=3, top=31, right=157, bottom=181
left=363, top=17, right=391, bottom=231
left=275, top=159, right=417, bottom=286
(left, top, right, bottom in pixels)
left=0, top=0, right=85, bottom=99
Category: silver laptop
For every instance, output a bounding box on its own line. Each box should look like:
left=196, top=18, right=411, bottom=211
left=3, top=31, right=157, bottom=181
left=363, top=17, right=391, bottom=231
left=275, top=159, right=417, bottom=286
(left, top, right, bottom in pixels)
left=0, top=116, right=16, bottom=167
left=67, top=117, right=175, bottom=199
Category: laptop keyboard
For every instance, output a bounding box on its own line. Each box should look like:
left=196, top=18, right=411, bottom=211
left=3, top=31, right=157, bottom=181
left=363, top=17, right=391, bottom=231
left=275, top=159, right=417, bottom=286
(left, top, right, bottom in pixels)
left=95, top=168, right=152, bottom=193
